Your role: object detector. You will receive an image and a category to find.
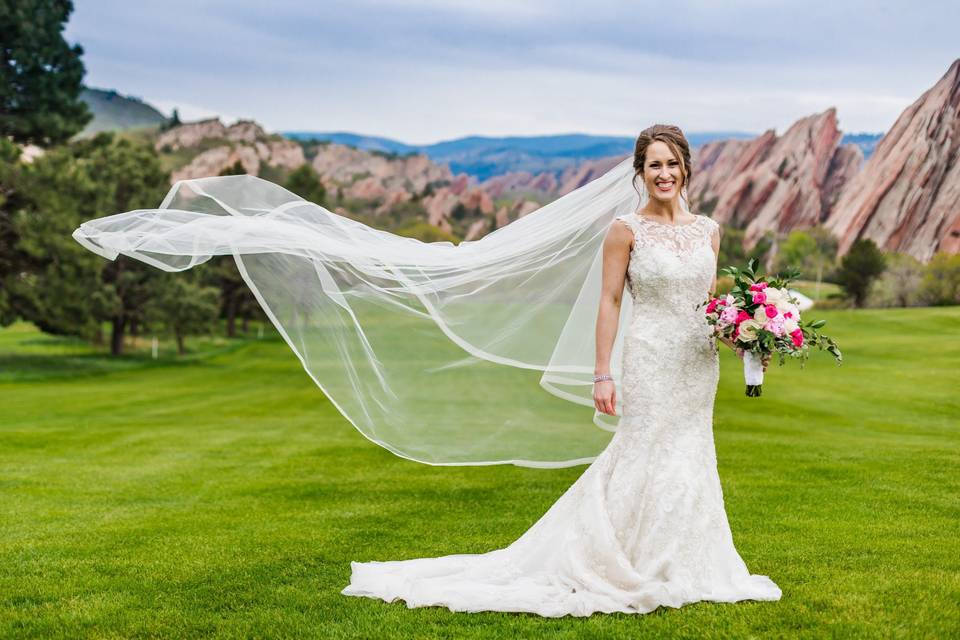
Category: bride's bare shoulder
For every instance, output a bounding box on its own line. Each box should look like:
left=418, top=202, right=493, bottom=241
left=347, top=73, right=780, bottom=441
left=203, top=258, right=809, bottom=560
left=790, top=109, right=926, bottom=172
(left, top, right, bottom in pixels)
left=606, top=216, right=635, bottom=251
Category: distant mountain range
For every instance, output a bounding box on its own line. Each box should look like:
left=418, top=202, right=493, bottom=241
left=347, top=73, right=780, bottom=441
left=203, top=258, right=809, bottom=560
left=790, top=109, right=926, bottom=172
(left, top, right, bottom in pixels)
left=282, top=130, right=883, bottom=180
left=73, top=86, right=884, bottom=181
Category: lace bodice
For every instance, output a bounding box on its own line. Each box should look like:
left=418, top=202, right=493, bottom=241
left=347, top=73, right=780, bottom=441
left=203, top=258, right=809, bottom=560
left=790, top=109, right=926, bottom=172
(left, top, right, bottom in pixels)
left=616, top=212, right=719, bottom=315
left=613, top=212, right=721, bottom=419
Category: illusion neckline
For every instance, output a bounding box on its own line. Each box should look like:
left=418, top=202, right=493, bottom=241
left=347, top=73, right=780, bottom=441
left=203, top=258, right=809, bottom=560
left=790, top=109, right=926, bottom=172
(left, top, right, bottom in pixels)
left=634, top=212, right=700, bottom=228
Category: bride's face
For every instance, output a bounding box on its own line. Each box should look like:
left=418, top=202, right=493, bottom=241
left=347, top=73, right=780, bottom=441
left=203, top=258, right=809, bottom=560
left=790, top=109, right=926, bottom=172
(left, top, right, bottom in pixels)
left=642, top=141, right=684, bottom=201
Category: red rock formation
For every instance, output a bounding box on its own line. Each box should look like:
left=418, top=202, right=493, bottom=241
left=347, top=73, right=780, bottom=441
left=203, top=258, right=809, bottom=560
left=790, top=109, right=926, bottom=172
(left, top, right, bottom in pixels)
left=422, top=185, right=498, bottom=233
left=556, top=156, right=624, bottom=195
left=448, top=174, right=470, bottom=196
left=170, top=138, right=305, bottom=182
left=481, top=171, right=556, bottom=199
left=494, top=199, right=541, bottom=229
left=464, top=218, right=489, bottom=241
left=155, top=117, right=226, bottom=151
left=422, top=188, right=459, bottom=234
left=375, top=190, right=412, bottom=215
left=311, top=143, right=452, bottom=196
left=161, top=117, right=305, bottom=182
left=478, top=156, right=623, bottom=201
left=691, top=108, right=862, bottom=250
left=460, top=188, right=494, bottom=215
left=171, top=145, right=259, bottom=182
left=154, top=118, right=275, bottom=153
left=825, top=58, right=960, bottom=261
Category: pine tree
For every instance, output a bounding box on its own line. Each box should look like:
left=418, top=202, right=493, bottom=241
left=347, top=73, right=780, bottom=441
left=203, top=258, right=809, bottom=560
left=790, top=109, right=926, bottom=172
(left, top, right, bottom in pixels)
left=144, top=272, right=219, bottom=355
left=837, top=238, right=887, bottom=307
left=0, top=0, right=92, bottom=145
left=219, top=160, right=246, bottom=176
left=12, top=132, right=170, bottom=353
left=284, top=164, right=327, bottom=206
left=0, top=137, right=26, bottom=325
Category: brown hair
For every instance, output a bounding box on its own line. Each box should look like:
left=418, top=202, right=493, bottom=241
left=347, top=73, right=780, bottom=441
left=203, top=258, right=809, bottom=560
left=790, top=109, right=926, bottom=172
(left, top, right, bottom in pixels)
left=632, top=124, right=692, bottom=201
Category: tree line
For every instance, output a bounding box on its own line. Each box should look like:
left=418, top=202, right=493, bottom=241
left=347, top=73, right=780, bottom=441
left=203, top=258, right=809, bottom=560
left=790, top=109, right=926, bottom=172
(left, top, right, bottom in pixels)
left=0, top=1, right=337, bottom=355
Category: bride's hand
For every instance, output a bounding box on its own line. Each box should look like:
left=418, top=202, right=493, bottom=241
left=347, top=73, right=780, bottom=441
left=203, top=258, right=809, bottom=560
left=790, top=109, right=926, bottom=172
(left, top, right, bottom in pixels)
left=593, top=381, right=617, bottom=416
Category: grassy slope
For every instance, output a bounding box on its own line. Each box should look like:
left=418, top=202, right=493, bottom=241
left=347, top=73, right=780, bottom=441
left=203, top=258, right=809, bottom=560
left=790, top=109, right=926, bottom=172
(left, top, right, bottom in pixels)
left=1, top=307, right=958, bottom=639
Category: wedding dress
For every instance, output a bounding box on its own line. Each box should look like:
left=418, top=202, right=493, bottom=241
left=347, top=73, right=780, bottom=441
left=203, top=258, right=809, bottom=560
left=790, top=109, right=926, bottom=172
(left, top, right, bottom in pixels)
left=341, top=211, right=783, bottom=616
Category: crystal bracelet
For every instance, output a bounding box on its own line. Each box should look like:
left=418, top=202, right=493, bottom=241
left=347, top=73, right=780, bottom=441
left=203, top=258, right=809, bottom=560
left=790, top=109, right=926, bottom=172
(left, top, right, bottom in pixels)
left=593, top=374, right=613, bottom=383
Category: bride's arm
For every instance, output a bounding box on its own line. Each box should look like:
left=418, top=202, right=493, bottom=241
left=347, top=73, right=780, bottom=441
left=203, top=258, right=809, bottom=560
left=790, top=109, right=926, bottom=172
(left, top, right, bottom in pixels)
left=593, top=221, right=632, bottom=415
left=708, top=220, right=721, bottom=298
left=708, top=221, right=737, bottom=354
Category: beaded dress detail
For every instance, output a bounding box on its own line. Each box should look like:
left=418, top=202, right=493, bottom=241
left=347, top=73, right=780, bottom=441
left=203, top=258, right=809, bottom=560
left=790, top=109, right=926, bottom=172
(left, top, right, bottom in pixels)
left=341, top=212, right=782, bottom=616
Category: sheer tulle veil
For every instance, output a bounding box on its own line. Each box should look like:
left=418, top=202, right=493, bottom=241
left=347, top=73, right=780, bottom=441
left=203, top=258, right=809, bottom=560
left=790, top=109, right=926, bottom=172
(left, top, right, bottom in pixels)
left=72, top=154, right=691, bottom=468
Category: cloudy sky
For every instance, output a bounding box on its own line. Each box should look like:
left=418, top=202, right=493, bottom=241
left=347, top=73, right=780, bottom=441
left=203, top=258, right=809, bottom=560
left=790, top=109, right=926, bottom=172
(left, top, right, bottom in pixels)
left=66, top=0, right=958, bottom=144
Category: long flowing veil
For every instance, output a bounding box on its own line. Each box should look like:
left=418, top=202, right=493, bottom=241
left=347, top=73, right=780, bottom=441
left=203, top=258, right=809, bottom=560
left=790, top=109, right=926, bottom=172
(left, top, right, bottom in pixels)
left=72, top=154, right=666, bottom=468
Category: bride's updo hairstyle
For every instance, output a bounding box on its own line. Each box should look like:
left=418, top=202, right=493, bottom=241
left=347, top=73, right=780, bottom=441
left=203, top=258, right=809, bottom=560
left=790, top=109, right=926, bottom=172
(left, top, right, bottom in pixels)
left=632, top=124, right=693, bottom=200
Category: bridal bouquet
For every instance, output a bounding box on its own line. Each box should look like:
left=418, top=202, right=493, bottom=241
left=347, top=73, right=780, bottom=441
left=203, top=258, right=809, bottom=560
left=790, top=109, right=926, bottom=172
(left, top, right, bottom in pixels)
left=699, top=259, right=842, bottom=397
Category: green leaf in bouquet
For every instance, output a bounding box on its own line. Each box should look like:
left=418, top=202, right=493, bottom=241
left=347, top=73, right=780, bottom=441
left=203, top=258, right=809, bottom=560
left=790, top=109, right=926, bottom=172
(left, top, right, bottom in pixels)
left=828, top=345, right=843, bottom=361
left=783, top=265, right=802, bottom=281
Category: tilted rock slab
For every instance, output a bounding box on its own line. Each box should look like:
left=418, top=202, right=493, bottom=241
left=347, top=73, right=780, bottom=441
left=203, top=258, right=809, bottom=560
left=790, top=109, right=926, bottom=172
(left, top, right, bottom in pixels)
left=825, top=58, right=960, bottom=261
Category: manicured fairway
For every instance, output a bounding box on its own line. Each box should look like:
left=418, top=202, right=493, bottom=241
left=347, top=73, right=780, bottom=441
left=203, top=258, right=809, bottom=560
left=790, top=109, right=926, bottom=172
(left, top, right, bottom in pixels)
left=1, top=307, right=958, bottom=638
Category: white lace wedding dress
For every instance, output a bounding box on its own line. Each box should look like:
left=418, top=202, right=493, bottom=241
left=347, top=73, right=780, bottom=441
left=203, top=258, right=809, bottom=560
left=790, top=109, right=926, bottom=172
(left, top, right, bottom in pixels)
left=341, top=212, right=782, bottom=616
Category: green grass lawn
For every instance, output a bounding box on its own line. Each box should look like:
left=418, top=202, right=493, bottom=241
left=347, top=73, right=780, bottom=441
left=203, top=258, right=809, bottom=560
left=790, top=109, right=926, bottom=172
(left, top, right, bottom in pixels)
left=1, top=307, right=958, bottom=639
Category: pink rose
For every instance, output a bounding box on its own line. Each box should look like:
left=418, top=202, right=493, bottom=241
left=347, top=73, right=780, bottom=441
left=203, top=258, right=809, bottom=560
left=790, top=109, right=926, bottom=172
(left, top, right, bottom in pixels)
left=784, top=311, right=793, bottom=319
left=735, top=310, right=751, bottom=324
left=749, top=282, right=769, bottom=292
left=706, top=299, right=718, bottom=314
left=752, top=291, right=767, bottom=305
left=790, top=328, right=804, bottom=347
left=765, top=304, right=779, bottom=319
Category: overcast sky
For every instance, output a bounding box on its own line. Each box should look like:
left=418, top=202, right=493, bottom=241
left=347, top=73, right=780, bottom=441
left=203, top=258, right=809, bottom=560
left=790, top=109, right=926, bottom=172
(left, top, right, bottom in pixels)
left=65, top=1, right=958, bottom=144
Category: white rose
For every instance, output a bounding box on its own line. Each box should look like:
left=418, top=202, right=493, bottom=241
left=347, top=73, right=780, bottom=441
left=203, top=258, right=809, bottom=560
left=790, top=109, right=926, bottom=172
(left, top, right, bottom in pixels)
left=754, top=305, right=768, bottom=323
left=764, top=287, right=785, bottom=305
left=783, top=317, right=799, bottom=333
left=738, top=319, right=761, bottom=342
left=774, top=299, right=792, bottom=315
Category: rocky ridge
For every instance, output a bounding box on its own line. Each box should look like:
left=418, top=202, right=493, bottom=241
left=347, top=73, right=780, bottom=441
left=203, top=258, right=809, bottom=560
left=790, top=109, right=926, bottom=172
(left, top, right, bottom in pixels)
left=690, top=108, right=863, bottom=250
left=823, top=58, right=960, bottom=261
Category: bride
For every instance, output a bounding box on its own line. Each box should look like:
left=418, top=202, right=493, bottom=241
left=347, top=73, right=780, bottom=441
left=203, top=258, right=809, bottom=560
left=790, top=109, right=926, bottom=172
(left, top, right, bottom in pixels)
left=340, top=125, right=782, bottom=616
left=71, top=122, right=783, bottom=617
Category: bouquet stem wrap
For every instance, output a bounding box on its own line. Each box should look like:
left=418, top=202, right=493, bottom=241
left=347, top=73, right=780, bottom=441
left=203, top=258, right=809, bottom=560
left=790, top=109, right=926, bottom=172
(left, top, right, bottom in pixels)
left=743, top=350, right=764, bottom=397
